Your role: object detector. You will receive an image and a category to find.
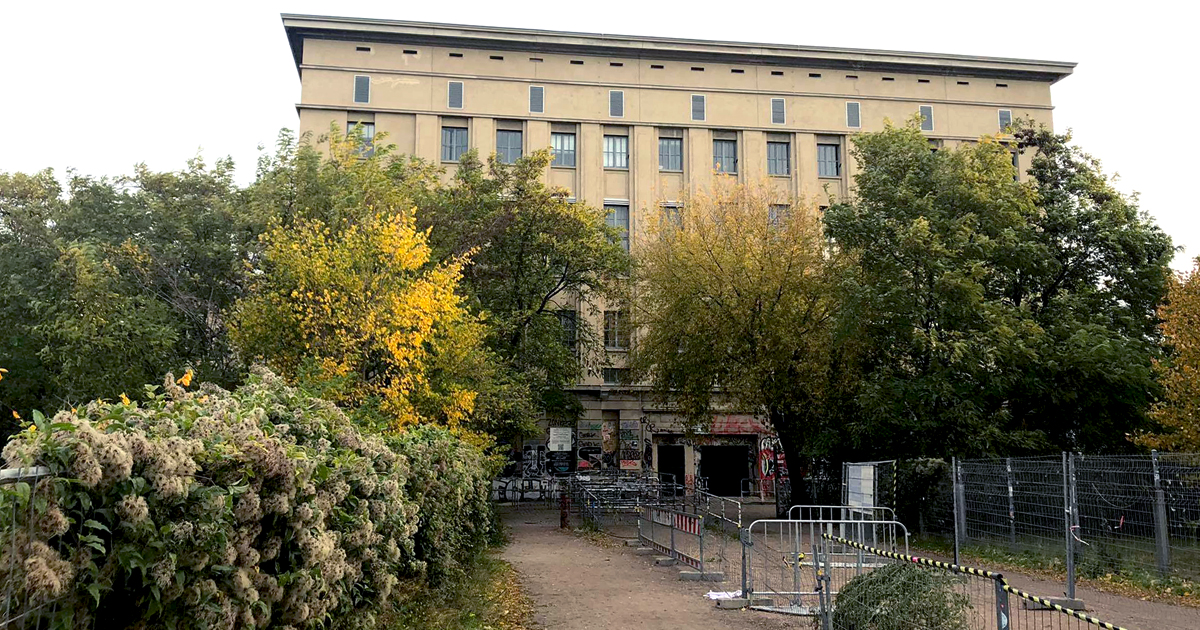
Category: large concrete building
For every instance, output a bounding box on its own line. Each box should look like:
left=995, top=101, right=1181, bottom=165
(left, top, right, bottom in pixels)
left=282, top=14, right=1074, bottom=495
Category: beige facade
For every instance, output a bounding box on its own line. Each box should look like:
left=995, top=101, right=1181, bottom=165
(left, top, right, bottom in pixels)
left=283, top=14, right=1073, bottom=488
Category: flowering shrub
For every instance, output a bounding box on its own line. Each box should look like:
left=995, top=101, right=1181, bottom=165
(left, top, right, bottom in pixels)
left=0, top=367, right=496, bottom=629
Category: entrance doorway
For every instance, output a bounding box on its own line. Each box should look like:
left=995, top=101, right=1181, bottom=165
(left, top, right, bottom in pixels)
left=657, top=444, right=685, bottom=493
left=700, top=444, right=751, bottom=496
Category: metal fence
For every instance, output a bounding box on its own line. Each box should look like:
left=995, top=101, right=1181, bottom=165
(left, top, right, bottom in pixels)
left=953, top=451, right=1200, bottom=599
left=818, top=534, right=1136, bottom=630
left=2, top=465, right=66, bottom=630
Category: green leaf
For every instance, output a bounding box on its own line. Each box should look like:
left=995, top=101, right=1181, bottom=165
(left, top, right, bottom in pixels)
left=83, top=519, right=110, bottom=532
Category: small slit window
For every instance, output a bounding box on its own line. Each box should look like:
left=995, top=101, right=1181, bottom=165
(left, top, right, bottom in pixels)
left=355, top=46, right=371, bottom=52
left=609, top=90, right=624, bottom=118
left=770, top=98, right=785, bottom=125
left=846, top=74, right=858, bottom=79
left=570, top=59, right=584, bottom=65
left=691, top=94, right=706, bottom=122
left=610, top=62, right=623, bottom=67
left=353, top=75, right=370, bottom=104
left=846, top=102, right=861, bottom=128
left=530, top=57, right=543, bottom=62
left=448, top=81, right=464, bottom=109
left=809, top=73, right=822, bottom=78
left=651, top=64, right=664, bottom=69
left=918, top=78, right=930, bottom=83
left=958, top=81, right=970, bottom=85
left=490, top=55, right=504, bottom=60
left=996, top=83, right=1008, bottom=88
left=771, top=70, right=784, bottom=76
left=449, top=52, right=463, bottom=58
left=731, top=68, right=744, bottom=74
left=529, top=86, right=545, bottom=114
left=403, top=49, right=418, bottom=55
left=882, top=77, right=895, bottom=81
left=691, top=66, right=705, bottom=72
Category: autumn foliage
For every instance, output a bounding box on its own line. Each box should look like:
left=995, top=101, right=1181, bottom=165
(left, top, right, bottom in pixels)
left=1138, top=258, right=1200, bottom=450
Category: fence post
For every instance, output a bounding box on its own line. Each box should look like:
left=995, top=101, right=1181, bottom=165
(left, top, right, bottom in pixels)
left=699, top=516, right=706, bottom=575
left=1062, top=451, right=1076, bottom=601
left=1006, top=457, right=1016, bottom=551
left=792, top=523, right=802, bottom=607
left=952, top=457, right=963, bottom=565
left=741, top=528, right=751, bottom=597
left=995, top=579, right=1010, bottom=630
left=1151, top=450, right=1171, bottom=576
left=670, top=514, right=676, bottom=559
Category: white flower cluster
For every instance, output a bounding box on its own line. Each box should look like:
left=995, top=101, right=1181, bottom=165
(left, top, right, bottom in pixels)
left=0, top=367, right=496, bottom=629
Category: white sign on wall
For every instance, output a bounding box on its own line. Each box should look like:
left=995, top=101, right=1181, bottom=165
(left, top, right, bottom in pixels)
left=548, top=427, right=573, bottom=452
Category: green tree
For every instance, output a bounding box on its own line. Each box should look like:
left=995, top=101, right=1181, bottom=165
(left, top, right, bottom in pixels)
left=824, top=121, right=1173, bottom=457
left=414, top=150, right=632, bottom=424
left=628, top=179, right=838, bottom=486
left=1137, top=258, right=1200, bottom=451
left=0, top=159, right=253, bottom=437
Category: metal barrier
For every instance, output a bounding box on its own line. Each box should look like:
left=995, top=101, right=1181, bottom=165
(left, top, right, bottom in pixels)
left=693, top=488, right=743, bottom=528
left=741, top=516, right=909, bottom=615
left=639, top=505, right=706, bottom=572
left=818, top=534, right=1135, bottom=630
left=2, top=465, right=62, bottom=630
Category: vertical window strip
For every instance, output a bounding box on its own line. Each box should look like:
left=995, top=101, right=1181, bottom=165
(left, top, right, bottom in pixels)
left=817, top=143, right=840, bottom=177
left=551, top=132, right=576, bottom=167
left=999, top=109, right=1013, bottom=131
left=603, top=135, right=629, bottom=169
left=713, top=139, right=737, bottom=173
left=846, top=102, right=861, bottom=128
left=353, top=75, right=370, bottom=104
left=609, top=90, right=624, bottom=117
left=448, top=81, right=464, bottom=109
left=691, top=94, right=706, bottom=121
left=767, top=141, right=790, bottom=176
left=659, top=137, right=682, bottom=171
left=771, top=98, right=786, bottom=125
left=605, top=205, right=630, bottom=252
left=919, top=105, right=934, bottom=131
left=529, top=85, right=545, bottom=113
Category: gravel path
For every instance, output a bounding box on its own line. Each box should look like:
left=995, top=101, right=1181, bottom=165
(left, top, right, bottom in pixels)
left=500, top=508, right=793, bottom=630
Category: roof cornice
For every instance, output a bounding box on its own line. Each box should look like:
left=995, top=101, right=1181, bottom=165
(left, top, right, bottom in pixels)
left=281, top=14, right=1076, bottom=84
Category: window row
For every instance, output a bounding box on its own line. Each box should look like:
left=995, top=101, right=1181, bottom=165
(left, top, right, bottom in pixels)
left=437, top=124, right=843, bottom=178
left=352, top=76, right=1014, bottom=131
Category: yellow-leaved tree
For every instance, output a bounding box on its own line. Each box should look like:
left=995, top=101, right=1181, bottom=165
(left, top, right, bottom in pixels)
left=1138, top=258, right=1200, bottom=451
left=231, top=128, right=509, bottom=431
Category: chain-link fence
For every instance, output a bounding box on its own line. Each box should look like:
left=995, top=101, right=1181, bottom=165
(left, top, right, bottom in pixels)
left=951, top=451, right=1200, bottom=598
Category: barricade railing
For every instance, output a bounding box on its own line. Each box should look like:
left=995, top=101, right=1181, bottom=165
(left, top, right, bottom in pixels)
left=638, top=505, right=707, bottom=573
left=819, top=534, right=1135, bottom=630
left=741, top=516, right=909, bottom=615
left=692, top=489, right=743, bottom=528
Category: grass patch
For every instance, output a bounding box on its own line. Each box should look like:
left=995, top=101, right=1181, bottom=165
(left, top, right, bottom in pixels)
left=386, top=550, right=536, bottom=630
left=910, top=535, right=1200, bottom=608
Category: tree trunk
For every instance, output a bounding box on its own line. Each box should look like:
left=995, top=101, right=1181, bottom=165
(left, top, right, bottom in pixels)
left=768, top=405, right=809, bottom=517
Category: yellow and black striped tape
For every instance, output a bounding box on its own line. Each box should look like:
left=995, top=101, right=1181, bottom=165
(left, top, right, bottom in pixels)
left=822, top=535, right=1003, bottom=579
left=821, top=534, right=1133, bottom=630
left=1002, top=585, right=1130, bottom=630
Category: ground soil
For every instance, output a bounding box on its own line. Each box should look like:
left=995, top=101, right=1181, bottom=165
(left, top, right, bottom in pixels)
left=500, top=507, right=798, bottom=630
left=501, top=504, right=1200, bottom=630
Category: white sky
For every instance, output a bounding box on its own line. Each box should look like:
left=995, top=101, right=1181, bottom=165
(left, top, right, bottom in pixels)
left=2, top=0, right=1196, bottom=269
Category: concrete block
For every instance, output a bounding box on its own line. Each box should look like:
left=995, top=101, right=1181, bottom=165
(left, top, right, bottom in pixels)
left=716, top=598, right=750, bottom=609
left=702, top=571, right=726, bottom=582
left=634, top=547, right=655, bottom=555
left=679, top=570, right=726, bottom=582
left=750, top=597, right=773, bottom=607
left=653, top=556, right=677, bottom=566
left=621, top=538, right=641, bottom=547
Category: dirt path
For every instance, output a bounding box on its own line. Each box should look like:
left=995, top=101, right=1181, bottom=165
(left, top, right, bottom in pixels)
left=500, top=508, right=792, bottom=630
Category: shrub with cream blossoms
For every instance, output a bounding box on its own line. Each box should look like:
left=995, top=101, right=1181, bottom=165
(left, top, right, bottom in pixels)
left=0, top=367, right=496, bottom=629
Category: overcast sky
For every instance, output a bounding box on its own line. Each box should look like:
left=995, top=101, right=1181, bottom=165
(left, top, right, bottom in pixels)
left=2, top=1, right=1195, bottom=269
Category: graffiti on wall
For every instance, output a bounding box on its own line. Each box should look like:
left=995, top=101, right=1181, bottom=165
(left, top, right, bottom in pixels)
left=577, top=419, right=603, bottom=469
left=619, top=420, right=641, bottom=470
left=522, top=444, right=547, bottom=477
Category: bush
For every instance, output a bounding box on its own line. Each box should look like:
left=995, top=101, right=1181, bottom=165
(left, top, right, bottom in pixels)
left=831, top=562, right=969, bottom=630
left=0, top=367, right=496, bottom=629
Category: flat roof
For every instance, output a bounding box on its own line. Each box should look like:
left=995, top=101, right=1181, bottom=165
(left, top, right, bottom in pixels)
left=282, top=14, right=1075, bottom=83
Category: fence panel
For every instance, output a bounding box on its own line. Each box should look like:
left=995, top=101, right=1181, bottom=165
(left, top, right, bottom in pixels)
left=2, top=466, right=66, bottom=630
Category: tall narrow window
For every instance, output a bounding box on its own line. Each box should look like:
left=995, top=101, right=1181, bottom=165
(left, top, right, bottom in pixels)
left=919, top=105, right=934, bottom=131
left=605, top=205, right=630, bottom=252
left=846, top=102, right=861, bottom=128
left=770, top=98, right=786, bottom=125
left=659, top=136, right=683, bottom=171
left=609, top=90, right=624, bottom=117
left=496, top=129, right=522, bottom=164
left=347, top=121, right=375, bottom=157
left=661, top=203, right=682, bottom=229
left=713, top=138, right=737, bottom=174
left=353, top=75, right=370, bottom=104
left=603, top=135, right=629, bottom=169
left=448, top=81, right=464, bottom=109
left=998, top=109, right=1013, bottom=131
left=551, top=132, right=576, bottom=167
left=529, top=85, right=545, bottom=113
left=557, top=310, right=578, bottom=352
left=817, top=143, right=841, bottom=178
left=440, top=126, right=468, bottom=162
left=604, top=310, right=630, bottom=349
left=691, top=94, right=706, bottom=121
left=767, top=141, right=790, bottom=176
left=1011, top=150, right=1021, bottom=181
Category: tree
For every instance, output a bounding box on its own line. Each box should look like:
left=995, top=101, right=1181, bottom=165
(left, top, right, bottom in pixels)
left=414, top=150, right=632, bottom=423
left=1137, top=258, right=1200, bottom=451
left=824, top=121, right=1173, bottom=457
left=0, top=159, right=253, bottom=438
left=628, top=179, right=838, bottom=488
left=234, top=131, right=526, bottom=435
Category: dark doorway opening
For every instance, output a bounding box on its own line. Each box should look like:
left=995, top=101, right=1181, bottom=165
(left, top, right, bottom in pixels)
left=657, top=444, right=685, bottom=494
left=700, top=444, right=751, bottom=496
